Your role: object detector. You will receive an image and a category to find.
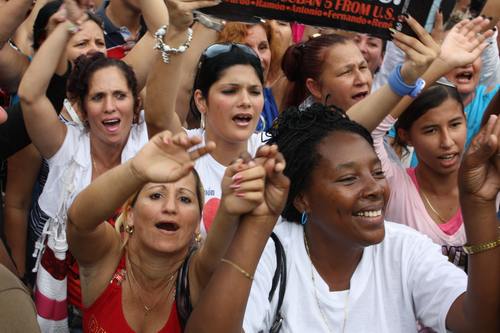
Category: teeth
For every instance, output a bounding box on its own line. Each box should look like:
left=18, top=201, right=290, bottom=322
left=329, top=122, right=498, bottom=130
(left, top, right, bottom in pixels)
left=439, top=154, right=455, bottom=160
left=355, top=209, right=382, bottom=217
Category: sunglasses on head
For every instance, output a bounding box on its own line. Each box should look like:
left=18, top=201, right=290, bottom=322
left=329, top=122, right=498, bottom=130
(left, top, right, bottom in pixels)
left=202, top=43, right=259, bottom=60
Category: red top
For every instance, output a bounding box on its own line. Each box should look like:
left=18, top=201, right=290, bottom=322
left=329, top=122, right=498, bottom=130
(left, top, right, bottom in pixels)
left=83, top=255, right=182, bottom=333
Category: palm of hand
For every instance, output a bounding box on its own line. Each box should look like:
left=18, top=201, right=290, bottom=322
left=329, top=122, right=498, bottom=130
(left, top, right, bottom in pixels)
left=461, top=161, right=500, bottom=202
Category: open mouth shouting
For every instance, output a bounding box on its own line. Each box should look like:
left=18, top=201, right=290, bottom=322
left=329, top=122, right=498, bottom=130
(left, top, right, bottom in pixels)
left=352, top=91, right=369, bottom=102
left=454, top=70, right=474, bottom=85
left=232, top=113, right=253, bottom=127
left=155, top=221, right=180, bottom=233
left=102, top=118, right=121, bottom=133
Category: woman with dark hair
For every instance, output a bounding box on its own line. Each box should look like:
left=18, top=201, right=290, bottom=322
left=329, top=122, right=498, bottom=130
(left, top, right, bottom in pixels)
left=373, top=83, right=474, bottom=269
left=185, top=102, right=500, bottom=333
left=147, top=12, right=447, bottom=234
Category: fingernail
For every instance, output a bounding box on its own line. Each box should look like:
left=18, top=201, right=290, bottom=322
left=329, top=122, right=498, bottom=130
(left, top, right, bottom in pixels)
left=236, top=192, right=245, bottom=198
left=248, top=160, right=256, bottom=167
left=229, top=183, right=241, bottom=189
left=388, top=28, right=397, bottom=35
left=403, top=13, right=410, bottom=19
left=232, top=174, right=243, bottom=181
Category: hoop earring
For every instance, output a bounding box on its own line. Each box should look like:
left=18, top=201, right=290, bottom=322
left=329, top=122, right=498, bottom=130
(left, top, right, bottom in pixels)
left=125, top=224, right=135, bottom=235
left=300, top=212, right=308, bottom=225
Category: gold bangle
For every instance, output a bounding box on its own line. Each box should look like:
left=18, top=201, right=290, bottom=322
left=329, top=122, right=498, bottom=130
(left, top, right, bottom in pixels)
left=463, top=238, right=500, bottom=255
left=220, top=258, right=254, bottom=281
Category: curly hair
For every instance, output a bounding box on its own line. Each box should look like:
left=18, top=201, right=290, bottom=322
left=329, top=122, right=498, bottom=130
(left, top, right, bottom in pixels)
left=66, top=52, right=140, bottom=123
left=266, top=103, right=373, bottom=222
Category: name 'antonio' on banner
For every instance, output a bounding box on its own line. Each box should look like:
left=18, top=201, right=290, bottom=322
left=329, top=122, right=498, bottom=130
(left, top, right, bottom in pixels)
left=200, top=0, right=436, bottom=40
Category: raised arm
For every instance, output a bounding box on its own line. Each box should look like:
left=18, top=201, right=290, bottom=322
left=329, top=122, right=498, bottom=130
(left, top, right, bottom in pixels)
left=445, top=115, right=500, bottom=333
left=185, top=150, right=290, bottom=333
left=0, top=0, right=33, bottom=49
left=18, top=17, right=71, bottom=159
left=145, top=0, right=218, bottom=137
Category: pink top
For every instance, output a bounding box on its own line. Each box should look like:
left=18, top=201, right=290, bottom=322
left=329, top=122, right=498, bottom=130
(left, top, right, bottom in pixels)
left=372, top=116, right=466, bottom=247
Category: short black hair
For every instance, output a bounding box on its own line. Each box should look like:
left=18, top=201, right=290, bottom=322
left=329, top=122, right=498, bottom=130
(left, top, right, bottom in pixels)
left=266, top=103, right=373, bottom=222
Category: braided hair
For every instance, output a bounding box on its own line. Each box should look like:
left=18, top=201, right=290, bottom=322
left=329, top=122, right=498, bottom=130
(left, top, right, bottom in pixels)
left=266, top=103, right=373, bottom=223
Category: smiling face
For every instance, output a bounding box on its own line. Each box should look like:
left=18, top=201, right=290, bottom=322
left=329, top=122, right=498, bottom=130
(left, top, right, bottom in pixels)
left=66, top=20, right=106, bottom=63
left=244, top=25, right=271, bottom=79
left=84, top=66, right=135, bottom=147
left=196, top=64, right=264, bottom=144
left=353, top=33, right=384, bottom=74
left=405, top=98, right=466, bottom=175
left=128, top=174, right=201, bottom=254
left=309, top=42, right=372, bottom=110
left=298, top=131, right=389, bottom=247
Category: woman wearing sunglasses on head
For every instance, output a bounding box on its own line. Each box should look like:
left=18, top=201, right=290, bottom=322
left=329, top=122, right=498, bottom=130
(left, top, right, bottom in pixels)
left=146, top=3, right=448, bottom=235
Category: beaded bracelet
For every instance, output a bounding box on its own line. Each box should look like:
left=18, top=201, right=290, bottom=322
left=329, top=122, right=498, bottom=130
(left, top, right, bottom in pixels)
left=154, top=25, right=193, bottom=64
left=388, top=64, right=426, bottom=98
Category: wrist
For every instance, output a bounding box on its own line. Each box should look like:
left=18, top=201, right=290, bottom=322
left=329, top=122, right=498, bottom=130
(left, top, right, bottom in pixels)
left=388, top=64, right=426, bottom=98
left=127, top=160, right=148, bottom=185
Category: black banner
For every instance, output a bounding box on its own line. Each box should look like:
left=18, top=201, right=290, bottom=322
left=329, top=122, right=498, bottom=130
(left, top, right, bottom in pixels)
left=201, top=0, right=438, bottom=40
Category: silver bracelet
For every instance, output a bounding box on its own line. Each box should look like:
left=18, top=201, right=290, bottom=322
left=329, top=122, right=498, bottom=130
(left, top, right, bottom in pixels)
left=154, top=25, right=193, bottom=64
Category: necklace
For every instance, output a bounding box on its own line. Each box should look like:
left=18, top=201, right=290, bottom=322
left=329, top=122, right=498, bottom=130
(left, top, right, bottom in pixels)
left=303, top=231, right=349, bottom=333
left=419, top=189, right=450, bottom=224
left=126, top=256, right=178, bottom=314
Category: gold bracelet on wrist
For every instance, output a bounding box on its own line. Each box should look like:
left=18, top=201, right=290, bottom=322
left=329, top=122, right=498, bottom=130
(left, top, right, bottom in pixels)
left=463, top=238, right=500, bottom=255
left=220, top=258, right=254, bottom=281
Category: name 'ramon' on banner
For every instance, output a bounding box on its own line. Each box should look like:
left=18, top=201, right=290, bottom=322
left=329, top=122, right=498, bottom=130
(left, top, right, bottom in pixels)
left=200, top=0, right=437, bottom=40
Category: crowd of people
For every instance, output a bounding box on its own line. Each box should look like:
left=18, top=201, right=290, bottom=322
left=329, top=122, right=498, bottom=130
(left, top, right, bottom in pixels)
left=0, top=0, right=499, bottom=332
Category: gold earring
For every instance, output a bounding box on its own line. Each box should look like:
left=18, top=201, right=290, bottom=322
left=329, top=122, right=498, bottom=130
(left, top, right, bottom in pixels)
left=125, top=224, right=134, bottom=235
left=195, top=232, right=202, bottom=244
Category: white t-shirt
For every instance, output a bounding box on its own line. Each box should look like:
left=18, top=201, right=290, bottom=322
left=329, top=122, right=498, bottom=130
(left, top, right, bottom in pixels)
left=185, top=128, right=265, bottom=234
left=39, top=112, right=148, bottom=218
left=243, top=221, right=467, bottom=333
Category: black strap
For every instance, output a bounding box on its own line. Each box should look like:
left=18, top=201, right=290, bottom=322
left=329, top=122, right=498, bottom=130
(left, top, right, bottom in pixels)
left=268, top=232, right=286, bottom=333
left=175, top=247, right=197, bottom=329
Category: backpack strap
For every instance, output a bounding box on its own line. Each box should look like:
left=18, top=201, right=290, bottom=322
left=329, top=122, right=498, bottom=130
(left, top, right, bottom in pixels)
left=269, top=232, right=287, bottom=333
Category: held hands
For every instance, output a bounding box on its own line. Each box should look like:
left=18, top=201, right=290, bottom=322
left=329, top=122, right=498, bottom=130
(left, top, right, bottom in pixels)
left=165, top=0, right=220, bottom=31
left=130, top=130, right=215, bottom=184
left=459, top=115, right=500, bottom=203
left=64, top=0, right=88, bottom=25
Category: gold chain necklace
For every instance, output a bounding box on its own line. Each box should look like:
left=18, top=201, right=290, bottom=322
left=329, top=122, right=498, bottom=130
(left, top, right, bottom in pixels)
left=303, top=231, right=349, bottom=333
left=419, top=189, right=449, bottom=224
left=126, top=256, right=178, bottom=315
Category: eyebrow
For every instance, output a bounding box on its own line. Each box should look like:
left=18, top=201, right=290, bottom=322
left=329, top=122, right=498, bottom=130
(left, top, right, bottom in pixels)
left=145, top=184, right=196, bottom=196
left=335, top=157, right=380, bottom=171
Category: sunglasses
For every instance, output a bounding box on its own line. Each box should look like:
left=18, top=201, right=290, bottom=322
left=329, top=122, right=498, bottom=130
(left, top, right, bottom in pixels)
left=202, top=43, right=259, bottom=61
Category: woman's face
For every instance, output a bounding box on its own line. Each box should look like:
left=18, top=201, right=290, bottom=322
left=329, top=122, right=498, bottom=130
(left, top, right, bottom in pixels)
left=84, top=66, right=135, bottom=146
left=444, top=56, right=482, bottom=97
left=244, top=25, right=271, bottom=79
left=197, top=64, right=264, bottom=143
left=128, top=174, right=201, bottom=254
left=310, top=42, right=372, bottom=111
left=406, top=98, right=466, bottom=175
left=299, top=131, right=389, bottom=247
left=66, top=20, right=106, bottom=63
left=353, top=33, right=384, bottom=74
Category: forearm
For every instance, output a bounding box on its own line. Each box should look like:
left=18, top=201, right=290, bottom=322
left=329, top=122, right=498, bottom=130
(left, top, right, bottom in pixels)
left=0, top=0, right=33, bottom=47
left=145, top=26, right=187, bottom=136
left=480, top=91, right=499, bottom=127
left=459, top=197, right=499, bottom=332
left=192, top=208, right=240, bottom=290
left=67, top=160, right=144, bottom=233
left=185, top=214, right=276, bottom=333
left=3, top=206, right=28, bottom=277
left=18, top=23, right=71, bottom=104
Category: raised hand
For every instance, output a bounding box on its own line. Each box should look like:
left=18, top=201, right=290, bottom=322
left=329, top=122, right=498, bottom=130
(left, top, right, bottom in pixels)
left=439, top=16, right=493, bottom=70
left=64, top=0, right=87, bottom=24
left=250, top=145, right=290, bottom=218
left=459, top=115, right=500, bottom=203
left=165, top=0, right=220, bottom=31
left=130, top=130, right=215, bottom=184
left=219, top=157, right=266, bottom=216
left=391, top=15, right=440, bottom=84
